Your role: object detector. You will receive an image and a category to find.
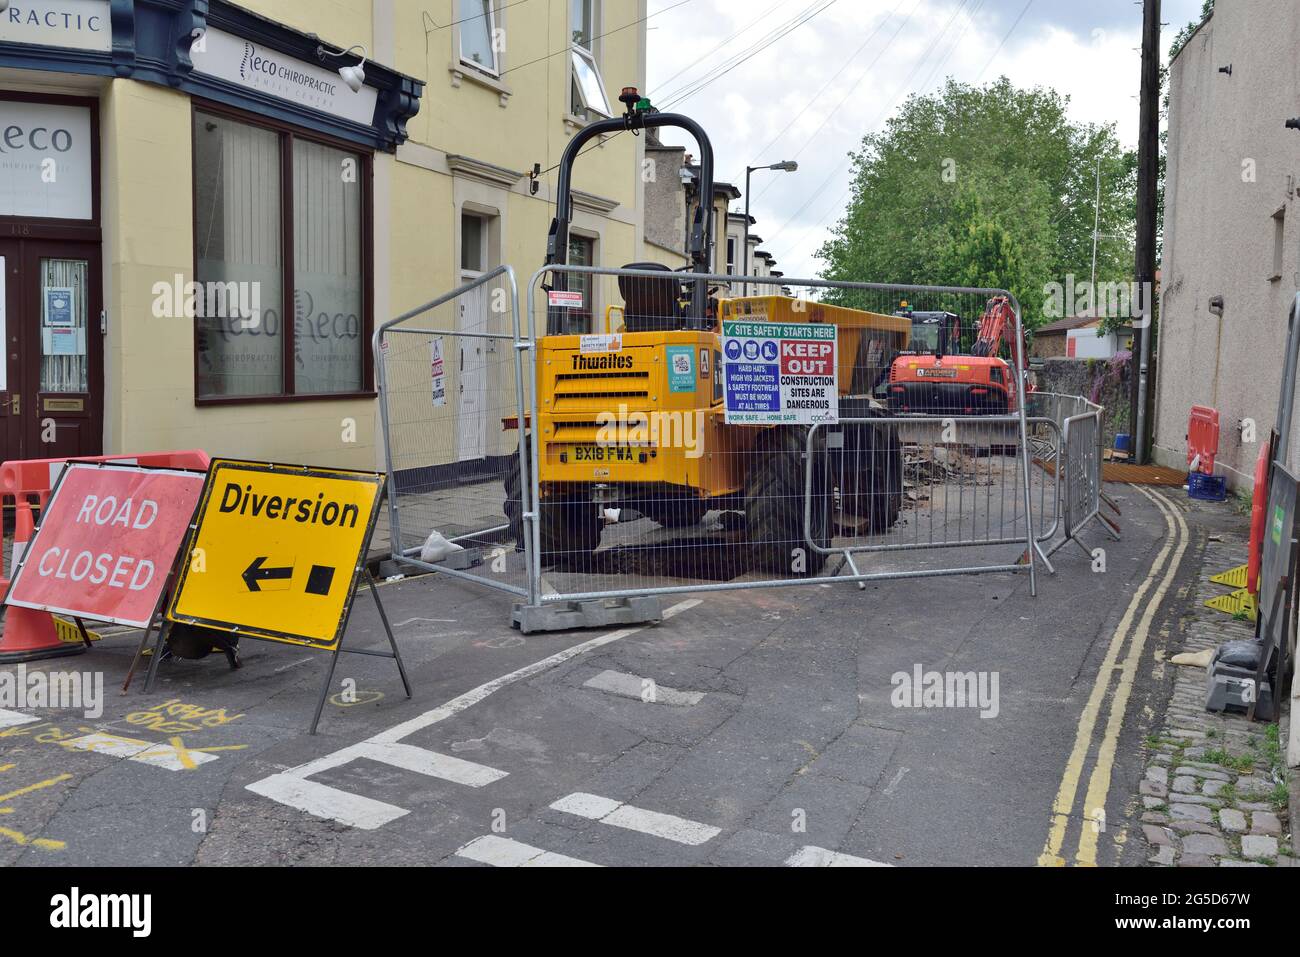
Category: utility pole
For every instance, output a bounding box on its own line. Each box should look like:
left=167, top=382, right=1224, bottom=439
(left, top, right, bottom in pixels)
left=1090, top=155, right=1102, bottom=293
left=1131, top=0, right=1160, bottom=463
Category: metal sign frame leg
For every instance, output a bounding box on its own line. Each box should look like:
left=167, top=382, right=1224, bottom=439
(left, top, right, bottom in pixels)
left=309, top=570, right=411, bottom=736
left=140, top=616, right=174, bottom=694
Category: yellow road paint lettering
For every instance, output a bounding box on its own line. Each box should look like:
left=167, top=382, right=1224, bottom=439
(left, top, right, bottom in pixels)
left=0, top=773, right=73, bottom=805
left=0, top=826, right=65, bottom=851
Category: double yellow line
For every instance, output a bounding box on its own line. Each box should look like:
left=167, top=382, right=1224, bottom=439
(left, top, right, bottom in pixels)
left=1038, top=485, right=1190, bottom=866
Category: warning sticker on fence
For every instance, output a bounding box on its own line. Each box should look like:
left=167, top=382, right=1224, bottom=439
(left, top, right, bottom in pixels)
left=721, top=320, right=838, bottom=425
left=4, top=464, right=204, bottom=628
left=431, top=337, right=446, bottom=407
left=166, top=460, right=384, bottom=650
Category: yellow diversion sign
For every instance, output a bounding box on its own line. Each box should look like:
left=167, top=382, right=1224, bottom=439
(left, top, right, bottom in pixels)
left=167, top=460, right=385, bottom=650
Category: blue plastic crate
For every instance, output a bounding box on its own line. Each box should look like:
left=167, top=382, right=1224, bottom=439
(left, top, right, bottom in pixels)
left=1187, top=471, right=1227, bottom=502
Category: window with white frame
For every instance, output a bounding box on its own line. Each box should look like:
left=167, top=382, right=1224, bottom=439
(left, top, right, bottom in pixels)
left=570, top=0, right=611, bottom=118
left=459, top=0, right=500, bottom=75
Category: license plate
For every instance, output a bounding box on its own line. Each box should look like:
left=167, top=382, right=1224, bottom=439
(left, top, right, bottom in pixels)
left=572, top=445, right=639, bottom=463
left=917, top=368, right=957, bottom=378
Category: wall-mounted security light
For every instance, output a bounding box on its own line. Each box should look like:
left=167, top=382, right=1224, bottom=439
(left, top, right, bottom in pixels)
left=1209, top=295, right=1225, bottom=316
left=317, top=44, right=367, bottom=92
left=1218, top=64, right=1232, bottom=76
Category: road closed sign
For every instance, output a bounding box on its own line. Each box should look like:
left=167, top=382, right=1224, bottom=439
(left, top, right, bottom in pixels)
left=4, top=464, right=205, bottom=628
left=166, top=460, right=384, bottom=650
left=722, top=320, right=838, bottom=425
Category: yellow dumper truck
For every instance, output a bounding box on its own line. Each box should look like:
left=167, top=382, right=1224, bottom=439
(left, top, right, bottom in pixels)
left=505, top=90, right=908, bottom=575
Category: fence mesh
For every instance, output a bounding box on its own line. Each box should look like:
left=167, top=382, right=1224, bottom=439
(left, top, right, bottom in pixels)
left=375, top=266, right=531, bottom=597
left=514, top=268, right=1048, bottom=601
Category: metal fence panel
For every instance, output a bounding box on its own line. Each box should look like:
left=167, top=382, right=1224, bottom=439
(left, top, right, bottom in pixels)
left=515, top=266, right=1048, bottom=603
left=373, top=265, right=1116, bottom=621
left=374, top=266, right=534, bottom=599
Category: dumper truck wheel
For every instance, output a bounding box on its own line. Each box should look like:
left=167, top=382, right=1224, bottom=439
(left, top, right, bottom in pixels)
left=504, top=449, right=528, bottom=551
left=836, top=414, right=902, bottom=534
left=638, top=494, right=707, bottom=529
left=504, top=446, right=601, bottom=565
left=745, top=426, right=830, bottom=576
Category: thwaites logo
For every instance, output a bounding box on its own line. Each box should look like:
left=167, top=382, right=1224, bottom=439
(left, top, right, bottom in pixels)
left=571, top=353, right=634, bottom=371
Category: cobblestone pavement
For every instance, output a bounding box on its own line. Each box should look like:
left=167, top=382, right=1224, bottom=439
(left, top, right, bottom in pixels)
left=1135, top=504, right=1295, bottom=867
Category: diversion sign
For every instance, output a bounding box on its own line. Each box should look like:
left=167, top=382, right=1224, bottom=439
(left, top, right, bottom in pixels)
left=722, top=320, right=838, bottom=425
left=167, top=460, right=384, bottom=650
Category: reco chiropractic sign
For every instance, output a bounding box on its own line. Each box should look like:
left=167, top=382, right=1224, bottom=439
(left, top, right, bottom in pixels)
left=0, top=100, right=93, bottom=220
left=0, top=1, right=111, bottom=52
left=190, top=28, right=379, bottom=126
left=4, top=464, right=205, bottom=628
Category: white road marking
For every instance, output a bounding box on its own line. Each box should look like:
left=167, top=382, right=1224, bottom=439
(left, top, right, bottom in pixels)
left=583, top=669, right=705, bottom=706
left=62, top=733, right=148, bottom=759
left=882, top=766, right=909, bottom=795
left=455, top=834, right=600, bottom=868
left=550, top=791, right=721, bottom=846
left=785, top=846, right=893, bottom=867
left=0, top=709, right=39, bottom=729
left=131, top=742, right=220, bottom=771
left=245, top=600, right=701, bottom=828
left=355, top=741, right=507, bottom=788
left=59, top=733, right=220, bottom=771
left=246, top=775, right=408, bottom=830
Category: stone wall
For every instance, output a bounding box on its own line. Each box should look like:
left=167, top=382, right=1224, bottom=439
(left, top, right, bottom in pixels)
left=1033, top=354, right=1132, bottom=449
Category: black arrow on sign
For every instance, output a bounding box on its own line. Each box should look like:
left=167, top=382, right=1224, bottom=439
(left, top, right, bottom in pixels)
left=242, top=556, right=292, bottom=592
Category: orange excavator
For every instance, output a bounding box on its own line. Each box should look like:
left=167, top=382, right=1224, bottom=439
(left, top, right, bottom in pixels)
left=886, top=295, right=1030, bottom=415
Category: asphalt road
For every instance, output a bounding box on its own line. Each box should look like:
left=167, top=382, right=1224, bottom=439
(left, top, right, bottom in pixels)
left=0, top=482, right=1200, bottom=867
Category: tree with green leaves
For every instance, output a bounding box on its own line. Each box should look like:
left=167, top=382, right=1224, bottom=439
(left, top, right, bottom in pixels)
left=817, top=77, right=1136, bottom=331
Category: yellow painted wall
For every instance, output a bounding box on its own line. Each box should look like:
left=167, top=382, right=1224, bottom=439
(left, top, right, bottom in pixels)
left=93, top=1, right=651, bottom=475
left=99, top=78, right=378, bottom=470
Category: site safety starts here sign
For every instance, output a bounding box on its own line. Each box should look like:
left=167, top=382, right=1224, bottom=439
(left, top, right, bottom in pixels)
left=4, top=464, right=205, bottom=628
left=721, top=320, right=839, bottom=425
left=166, top=460, right=384, bottom=650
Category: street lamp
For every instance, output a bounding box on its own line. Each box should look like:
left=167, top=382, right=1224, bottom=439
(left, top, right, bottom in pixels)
left=744, top=160, right=797, bottom=297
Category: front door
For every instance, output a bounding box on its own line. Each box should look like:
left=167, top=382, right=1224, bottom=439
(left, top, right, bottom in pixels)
left=456, top=285, right=488, bottom=463
left=0, top=239, right=103, bottom=463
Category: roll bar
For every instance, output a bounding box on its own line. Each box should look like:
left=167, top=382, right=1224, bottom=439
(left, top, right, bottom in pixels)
left=544, top=88, right=715, bottom=333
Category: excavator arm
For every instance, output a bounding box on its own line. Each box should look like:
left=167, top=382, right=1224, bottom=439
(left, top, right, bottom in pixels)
left=970, top=295, right=1021, bottom=365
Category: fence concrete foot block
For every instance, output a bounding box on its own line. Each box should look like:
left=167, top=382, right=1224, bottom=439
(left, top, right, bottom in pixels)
left=512, top=597, right=663, bottom=634
left=436, top=547, right=483, bottom=571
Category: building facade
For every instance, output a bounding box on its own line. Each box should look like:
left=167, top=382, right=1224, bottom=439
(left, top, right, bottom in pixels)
left=0, top=0, right=648, bottom=472
left=1155, top=0, right=1300, bottom=485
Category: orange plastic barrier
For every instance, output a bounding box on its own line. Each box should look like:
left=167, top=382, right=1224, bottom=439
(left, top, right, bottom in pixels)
left=1186, top=405, right=1220, bottom=475
left=1247, top=439, right=1271, bottom=596
left=0, top=449, right=209, bottom=663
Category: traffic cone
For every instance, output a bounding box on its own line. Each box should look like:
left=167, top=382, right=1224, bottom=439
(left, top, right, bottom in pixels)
left=0, top=497, right=83, bottom=663
left=0, top=606, right=82, bottom=663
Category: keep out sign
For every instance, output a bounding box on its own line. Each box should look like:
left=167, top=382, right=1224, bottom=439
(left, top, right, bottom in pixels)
left=4, top=464, right=205, bottom=628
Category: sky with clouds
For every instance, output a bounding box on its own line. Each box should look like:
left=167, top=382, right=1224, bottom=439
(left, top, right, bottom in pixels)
left=642, top=0, right=1205, bottom=278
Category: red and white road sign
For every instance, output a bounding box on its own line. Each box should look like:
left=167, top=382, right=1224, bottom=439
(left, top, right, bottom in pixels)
left=4, top=464, right=205, bottom=627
